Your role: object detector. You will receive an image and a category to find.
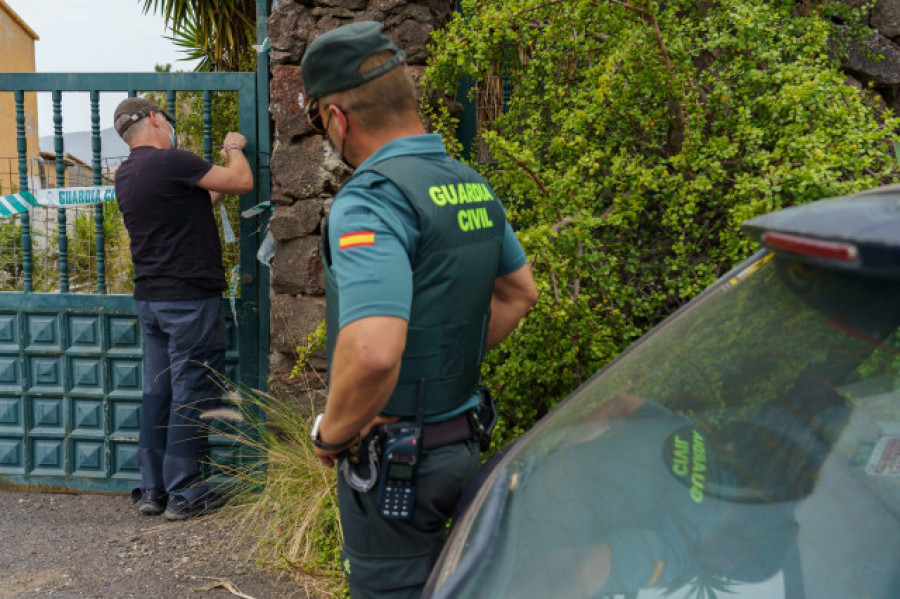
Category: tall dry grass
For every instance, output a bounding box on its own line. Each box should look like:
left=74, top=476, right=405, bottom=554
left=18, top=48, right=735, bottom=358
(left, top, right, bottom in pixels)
left=203, top=384, right=347, bottom=597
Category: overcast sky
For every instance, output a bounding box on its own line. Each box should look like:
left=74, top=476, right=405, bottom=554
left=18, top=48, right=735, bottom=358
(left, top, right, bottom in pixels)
left=6, top=0, right=200, bottom=135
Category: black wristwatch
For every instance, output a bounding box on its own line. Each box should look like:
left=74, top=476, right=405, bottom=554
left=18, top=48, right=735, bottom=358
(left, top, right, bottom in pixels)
left=311, top=413, right=359, bottom=451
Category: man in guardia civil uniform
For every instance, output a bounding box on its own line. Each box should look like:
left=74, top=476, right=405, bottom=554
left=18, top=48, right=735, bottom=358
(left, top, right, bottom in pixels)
left=301, top=21, right=539, bottom=599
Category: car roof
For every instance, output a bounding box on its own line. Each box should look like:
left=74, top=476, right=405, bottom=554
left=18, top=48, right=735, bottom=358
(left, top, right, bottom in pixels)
left=741, top=185, right=900, bottom=276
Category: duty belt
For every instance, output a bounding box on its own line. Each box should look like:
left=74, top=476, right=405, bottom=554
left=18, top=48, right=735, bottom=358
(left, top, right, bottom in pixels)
left=421, top=411, right=474, bottom=448
left=338, top=411, right=475, bottom=493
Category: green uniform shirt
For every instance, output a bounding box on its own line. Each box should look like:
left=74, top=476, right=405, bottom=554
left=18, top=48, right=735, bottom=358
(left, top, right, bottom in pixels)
left=325, top=134, right=527, bottom=420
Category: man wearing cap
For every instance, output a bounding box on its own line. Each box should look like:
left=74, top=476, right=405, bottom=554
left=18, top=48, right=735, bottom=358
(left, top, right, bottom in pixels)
left=300, top=21, right=538, bottom=597
left=113, top=97, right=253, bottom=520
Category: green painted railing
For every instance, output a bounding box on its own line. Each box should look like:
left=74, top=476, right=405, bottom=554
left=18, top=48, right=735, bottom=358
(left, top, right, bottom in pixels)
left=0, top=0, right=272, bottom=493
left=90, top=90, right=106, bottom=294
left=255, top=0, right=272, bottom=384
left=52, top=90, right=69, bottom=294
left=2, top=72, right=261, bottom=292
left=13, top=90, right=33, bottom=291
left=1, top=70, right=268, bottom=388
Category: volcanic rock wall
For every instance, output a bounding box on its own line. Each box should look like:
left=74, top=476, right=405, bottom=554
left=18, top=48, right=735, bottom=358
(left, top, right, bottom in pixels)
left=265, top=1, right=455, bottom=399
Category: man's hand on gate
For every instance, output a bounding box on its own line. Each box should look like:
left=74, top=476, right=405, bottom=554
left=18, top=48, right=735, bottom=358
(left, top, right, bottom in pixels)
left=222, top=132, right=248, bottom=150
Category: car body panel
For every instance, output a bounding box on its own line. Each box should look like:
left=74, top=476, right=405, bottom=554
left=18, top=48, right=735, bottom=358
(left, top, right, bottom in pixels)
left=424, top=187, right=900, bottom=599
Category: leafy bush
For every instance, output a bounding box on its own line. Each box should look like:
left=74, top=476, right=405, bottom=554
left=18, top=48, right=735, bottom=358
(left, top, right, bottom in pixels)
left=423, top=0, right=900, bottom=447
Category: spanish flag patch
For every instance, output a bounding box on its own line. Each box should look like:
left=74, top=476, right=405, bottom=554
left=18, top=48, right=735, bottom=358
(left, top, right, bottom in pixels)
left=339, top=230, right=375, bottom=249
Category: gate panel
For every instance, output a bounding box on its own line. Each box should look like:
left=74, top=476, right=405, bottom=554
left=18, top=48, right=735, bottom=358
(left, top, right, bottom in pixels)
left=0, top=294, right=240, bottom=492
left=0, top=71, right=268, bottom=492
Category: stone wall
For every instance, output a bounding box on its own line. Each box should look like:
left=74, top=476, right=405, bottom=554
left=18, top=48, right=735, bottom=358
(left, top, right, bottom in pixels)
left=263, top=0, right=900, bottom=402
left=836, top=0, right=900, bottom=111
left=265, top=1, right=455, bottom=402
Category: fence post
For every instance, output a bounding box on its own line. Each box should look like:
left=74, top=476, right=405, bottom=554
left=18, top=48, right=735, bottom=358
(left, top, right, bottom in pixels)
left=203, top=90, right=213, bottom=161
left=90, top=90, right=107, bottom=293
left=167, top=90, right=177, bottom=129
left=52, top=90, right=69, bottom=293
left=14, top=90, right=33, bottom=292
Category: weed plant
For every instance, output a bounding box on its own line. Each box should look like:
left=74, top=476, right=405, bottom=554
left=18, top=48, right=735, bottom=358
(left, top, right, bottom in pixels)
left=203, top=382, right=347, bottom=597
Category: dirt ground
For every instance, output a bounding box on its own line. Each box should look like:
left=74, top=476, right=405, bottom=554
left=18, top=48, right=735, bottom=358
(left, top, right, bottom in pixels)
left=0, top=490, right=326, bottom=599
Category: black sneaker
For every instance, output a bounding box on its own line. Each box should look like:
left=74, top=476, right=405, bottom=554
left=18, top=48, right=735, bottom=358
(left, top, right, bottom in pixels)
left=133, top=488, right=168, bottom=516
left=163, top=492, right=227, bottom=521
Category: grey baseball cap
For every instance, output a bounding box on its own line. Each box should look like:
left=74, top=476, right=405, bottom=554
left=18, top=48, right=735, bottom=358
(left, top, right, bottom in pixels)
left=113, top=97, right=175, bottom=137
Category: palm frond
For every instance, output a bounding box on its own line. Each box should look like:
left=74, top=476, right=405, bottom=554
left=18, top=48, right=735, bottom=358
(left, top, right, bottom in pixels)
left=139, top=0, right=255, bottom=72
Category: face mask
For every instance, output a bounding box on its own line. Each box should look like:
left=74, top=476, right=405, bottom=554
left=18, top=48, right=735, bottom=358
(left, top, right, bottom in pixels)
left=320, top=106, right=354, bottom=168
left=325, top=138, right=349, bottom=168
left=169, top=123, right=177, bottom=149
left=326, top=134, right=353, bottom=169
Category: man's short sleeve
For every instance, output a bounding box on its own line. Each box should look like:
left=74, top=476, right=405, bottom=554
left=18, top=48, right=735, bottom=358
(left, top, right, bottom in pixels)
left=167, top=149, right=213, bottom=187
left=328, top=188, right=414, bottom=328
left=498, top=221, right=528, bottom=276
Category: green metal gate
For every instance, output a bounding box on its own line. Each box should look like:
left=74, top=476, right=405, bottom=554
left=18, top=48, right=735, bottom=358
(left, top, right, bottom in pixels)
left=0, top=9, right=271, bottom=493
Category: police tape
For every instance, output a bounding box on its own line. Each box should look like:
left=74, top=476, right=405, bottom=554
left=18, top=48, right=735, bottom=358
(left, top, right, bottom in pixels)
left=2, top=188, right=238, bottom=249
left=0, top=186, right=117, bottom=216
left=0, top=191, right=38, bottom=216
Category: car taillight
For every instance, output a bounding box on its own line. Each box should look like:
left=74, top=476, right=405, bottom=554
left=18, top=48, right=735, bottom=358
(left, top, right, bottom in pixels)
left=762, top=231, right=859, bottom=263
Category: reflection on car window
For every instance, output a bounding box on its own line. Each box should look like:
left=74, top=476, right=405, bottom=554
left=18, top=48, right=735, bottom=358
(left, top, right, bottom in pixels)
left=431, top=251, right=900, bottom=599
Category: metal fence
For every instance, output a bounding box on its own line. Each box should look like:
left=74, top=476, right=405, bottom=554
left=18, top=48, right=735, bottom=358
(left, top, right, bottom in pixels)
left=0, top=71, right=267, bottom=492
left=0, top=87, right=244, bottom=296
left=0, top=154, right=131, bottom=293
left=458, top=68, right=511, bottom=164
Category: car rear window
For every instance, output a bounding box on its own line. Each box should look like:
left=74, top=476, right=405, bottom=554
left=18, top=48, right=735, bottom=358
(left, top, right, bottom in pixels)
left=429, top=251, right=900, bottom=599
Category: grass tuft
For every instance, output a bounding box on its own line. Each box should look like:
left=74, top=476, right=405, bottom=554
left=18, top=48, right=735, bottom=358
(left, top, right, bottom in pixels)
left=205, top=382, right=348, bottom=598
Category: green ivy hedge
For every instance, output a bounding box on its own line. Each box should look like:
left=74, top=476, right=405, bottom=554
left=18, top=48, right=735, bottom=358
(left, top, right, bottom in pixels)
left=422, top=0, right=900, bottom=447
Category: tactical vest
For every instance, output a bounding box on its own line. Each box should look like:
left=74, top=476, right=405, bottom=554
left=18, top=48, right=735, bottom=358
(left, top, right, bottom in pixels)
left=324, top=155, right=506, bottom=417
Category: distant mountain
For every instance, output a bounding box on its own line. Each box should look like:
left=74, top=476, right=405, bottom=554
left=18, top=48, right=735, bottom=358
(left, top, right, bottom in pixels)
left=39, top=128, right=130, bottom=162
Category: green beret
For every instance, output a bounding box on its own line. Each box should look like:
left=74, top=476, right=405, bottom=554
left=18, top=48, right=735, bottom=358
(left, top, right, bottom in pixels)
left=301, top=21, right=407, bottom=101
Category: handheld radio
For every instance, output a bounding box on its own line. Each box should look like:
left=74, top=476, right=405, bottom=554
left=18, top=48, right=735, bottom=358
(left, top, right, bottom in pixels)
left=377, top=378, right=427, bottom=520
left=377, top=422, right=421, bottom=519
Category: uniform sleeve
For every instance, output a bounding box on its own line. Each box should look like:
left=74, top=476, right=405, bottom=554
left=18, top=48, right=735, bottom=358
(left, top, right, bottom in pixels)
left=167, top=149, right=214, bottom=187
left=497, top=221, right=528, bottom=276
left=328, top=185, right=414, bottom=329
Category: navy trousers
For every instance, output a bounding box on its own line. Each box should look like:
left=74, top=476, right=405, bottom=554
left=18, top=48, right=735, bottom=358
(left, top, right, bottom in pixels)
left=134, top=297, right=226, bottom=502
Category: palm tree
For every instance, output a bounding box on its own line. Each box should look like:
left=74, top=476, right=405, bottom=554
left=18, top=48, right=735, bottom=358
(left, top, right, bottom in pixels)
left=139, top=0, right=256, bottom=72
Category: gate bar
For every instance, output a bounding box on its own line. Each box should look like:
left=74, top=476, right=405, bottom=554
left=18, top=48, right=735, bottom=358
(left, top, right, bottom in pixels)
left=203, top=90, right=213, bottom=162
left=5, top=72, right=256, bottom=92
left=52, top=90, right=69, bottom=293
left=13, top=91, right=33, bottom=292
left=90, top=90, right=107, bottom=293
left=255, top=0, right=272, bottom=385
left=3, top=72, right=257, bottom=295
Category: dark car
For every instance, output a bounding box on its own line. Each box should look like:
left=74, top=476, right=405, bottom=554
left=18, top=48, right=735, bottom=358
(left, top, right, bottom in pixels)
left=423, top=185, right=900, bottom=599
